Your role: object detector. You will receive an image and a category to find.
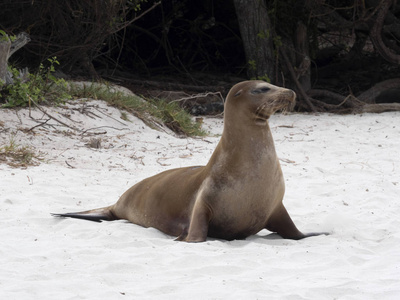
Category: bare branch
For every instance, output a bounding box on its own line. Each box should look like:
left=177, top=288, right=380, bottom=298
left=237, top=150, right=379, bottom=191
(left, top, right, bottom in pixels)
left=110, top=1, right=161, bottom=35
left=370, top=0, right=400, bottom=64
left=30, top=98, right=82, bottom=132
left=357, top=78, right=400, bottom=103
left=356, top=103, right=400, bottom=113
left=280, top=49, right=316, bottom=112
left=7, top=32, right=30, bottom=60
left=169, top=92, right=225, bottom=104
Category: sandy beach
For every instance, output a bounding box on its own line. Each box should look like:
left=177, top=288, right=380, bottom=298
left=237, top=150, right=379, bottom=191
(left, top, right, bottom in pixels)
left=1, top=100, right=399, bottom=299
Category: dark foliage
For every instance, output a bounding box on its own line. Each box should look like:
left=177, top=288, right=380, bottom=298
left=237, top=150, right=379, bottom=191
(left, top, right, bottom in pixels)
left=1, top=0, right=400, bottom=112
left=0, top=0, right=245, bottom=78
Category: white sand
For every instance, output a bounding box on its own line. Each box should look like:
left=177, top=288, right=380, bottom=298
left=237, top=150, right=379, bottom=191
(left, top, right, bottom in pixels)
left=1, top=100, right=399, bottom=299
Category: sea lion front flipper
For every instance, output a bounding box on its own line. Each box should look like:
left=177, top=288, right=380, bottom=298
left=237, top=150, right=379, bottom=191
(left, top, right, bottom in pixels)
left=183, top=200, right=212, bottom=242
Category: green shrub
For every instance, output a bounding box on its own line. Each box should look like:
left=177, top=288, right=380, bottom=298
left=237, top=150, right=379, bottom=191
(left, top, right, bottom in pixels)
left=1, top=57, right=71, bottom=108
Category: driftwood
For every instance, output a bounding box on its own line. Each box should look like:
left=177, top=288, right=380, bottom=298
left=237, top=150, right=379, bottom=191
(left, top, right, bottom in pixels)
left=308, top=87, right=400, bottom=113
left=357, top=78, right=400, bottom=103
left=355, top=103, right=400, bottom=113
left=123, top=78, right=229, bottom=94
left=0, top=32, right=30, bottom=86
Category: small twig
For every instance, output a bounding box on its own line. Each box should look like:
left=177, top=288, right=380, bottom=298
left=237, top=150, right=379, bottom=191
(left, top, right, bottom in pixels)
left=175, top=56, right=199, bottom=84
left=30, top=99, right=82, bottom=132
left=28, top=118, right=51, bottom=132
left=28, top=95, right=32, bottom=118
left=15, top=109, right=22, bottom=125
left=94, top=107, right=127, bottom=125
left=130, top=153, right=145, bottom=166
left=60, top=113, right=83, bottom=124
left=65, top=160, right=76, bottom=169
left=80, top=126, right=128, bottom=136
left=169, top=92, right=225, bottom=104
left=75, top=103, right=102, bottom=119
left=336, top=94, right=354, bottom=108
left=156, top=157, right=171, bottom=166
left=202, top=139, right=214, bottom=144
left=280, top=48, right=316, bottom=112
left=279, top=158, right=296, bottom=164
left=110, top=1, right=161, bottom=35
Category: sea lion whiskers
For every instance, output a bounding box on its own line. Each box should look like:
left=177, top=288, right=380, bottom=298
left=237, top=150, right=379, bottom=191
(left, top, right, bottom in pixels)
left=271, top=93, right=295, bottom=114
left=254, top=103, right=270, bottom=122
left=255, top=102, right=267, bottom=117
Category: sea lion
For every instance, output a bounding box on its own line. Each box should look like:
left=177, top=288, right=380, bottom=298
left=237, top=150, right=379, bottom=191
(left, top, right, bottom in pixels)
left=53, top=80, right=327, bottom=242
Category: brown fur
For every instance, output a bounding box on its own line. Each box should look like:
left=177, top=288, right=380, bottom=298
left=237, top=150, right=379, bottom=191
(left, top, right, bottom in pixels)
left=53, top=81, right=327, bottom=242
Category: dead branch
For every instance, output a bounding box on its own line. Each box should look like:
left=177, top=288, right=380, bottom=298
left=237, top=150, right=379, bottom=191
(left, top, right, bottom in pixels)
left=80, top=126, right=128, bottom=136
left=306, top=1, right=353, bottom=29
left=370, top=0, right=400, bottom=65
left=109, top=1, right=161, bottom=35
left=280, top=49, right=316, bottom=112
left=123, top=78, right=228, bottom=93
left=354, top=103, right=400, bottom=113
left=30, top=99, right=82, bottom=132
left=28, top=118, right=51, bottom=132
left=169, top=92, right=225, bottom=104
left=156, top=157, right=171, bottom=166
left=93, top=107, right=127, bottom=125
left=65, top=160, right=76, bottom=169
left=7, top=32, right=31, bottom=60
left=357, top=78, right=400, bottom=103
left=308, top=88, right=400, bottom=113
left=0, top=32, right=30, bottom=85
left=308, top=89, right=347, bottom=105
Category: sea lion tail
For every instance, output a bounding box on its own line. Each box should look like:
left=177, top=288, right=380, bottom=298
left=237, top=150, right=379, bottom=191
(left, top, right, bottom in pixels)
left=51, top=206, right=117, bottom=223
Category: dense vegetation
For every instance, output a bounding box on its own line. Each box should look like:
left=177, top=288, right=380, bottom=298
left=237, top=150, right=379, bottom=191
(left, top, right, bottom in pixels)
left=1, top=0, right=400, bottom=113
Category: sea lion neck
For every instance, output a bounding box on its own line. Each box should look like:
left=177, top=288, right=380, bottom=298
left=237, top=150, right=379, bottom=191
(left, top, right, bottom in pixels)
left=205, top=118, right=276, bottom=172
left=221, top=118, right=275, bottom=153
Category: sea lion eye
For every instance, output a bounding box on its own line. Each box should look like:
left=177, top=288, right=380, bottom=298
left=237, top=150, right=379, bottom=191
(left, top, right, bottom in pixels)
left=251, top=87, right=270, bottom=94
left=234, top=90, right=242, bottom=97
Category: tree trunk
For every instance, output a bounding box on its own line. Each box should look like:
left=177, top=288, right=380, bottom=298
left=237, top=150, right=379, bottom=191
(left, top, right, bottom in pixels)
left=294, top=21, right=311, bottom=92
left=0, top=39, right=11, bottom=86
left=233, top=0, right=275, bottom=81
left=0, top=32, right=30, bottom=86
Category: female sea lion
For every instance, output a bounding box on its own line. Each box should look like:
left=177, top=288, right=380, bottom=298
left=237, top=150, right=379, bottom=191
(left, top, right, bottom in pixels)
left=53, top=80, right=327, bottom=242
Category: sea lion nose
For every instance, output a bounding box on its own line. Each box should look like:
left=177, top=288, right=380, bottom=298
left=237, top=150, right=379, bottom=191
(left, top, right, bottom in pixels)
left=285, top=89, right=296, bottom=101
left=280, top=89, right=296, bottom=110
left=285, top=90, right=296, bottom=105
left=290, top=90, right=297, bottom=102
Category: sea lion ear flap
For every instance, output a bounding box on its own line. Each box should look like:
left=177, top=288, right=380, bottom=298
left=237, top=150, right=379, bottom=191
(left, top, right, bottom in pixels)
left=234, top=89, right=242, bottom=97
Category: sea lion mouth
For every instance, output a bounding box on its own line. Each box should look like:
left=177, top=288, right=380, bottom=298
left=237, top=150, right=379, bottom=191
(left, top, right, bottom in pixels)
left=254, top=98, right=294, bottom=121
left=254, top=104, right=270, bottom=122
left=254, top=111, right=270, bottom=121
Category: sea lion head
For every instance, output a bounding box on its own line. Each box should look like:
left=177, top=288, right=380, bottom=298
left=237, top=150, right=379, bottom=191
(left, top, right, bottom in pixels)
left=225, top=81, right=296, bottom=125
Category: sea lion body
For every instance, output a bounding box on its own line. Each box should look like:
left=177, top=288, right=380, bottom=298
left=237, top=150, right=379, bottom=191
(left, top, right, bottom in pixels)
left=54, top=80, right=326, bottom=242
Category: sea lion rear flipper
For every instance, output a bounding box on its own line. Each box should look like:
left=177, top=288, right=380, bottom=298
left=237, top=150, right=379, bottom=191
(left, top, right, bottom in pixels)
left=265, top=205, right=306, bottom=240
left=265, top=204, right=329, bottom=240
left=51, top=206, right=117, bottom=223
